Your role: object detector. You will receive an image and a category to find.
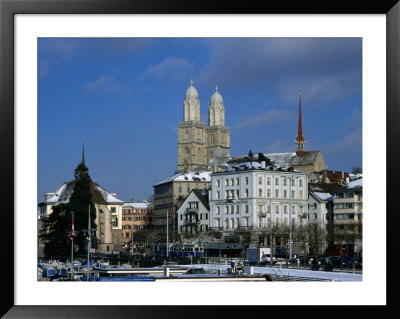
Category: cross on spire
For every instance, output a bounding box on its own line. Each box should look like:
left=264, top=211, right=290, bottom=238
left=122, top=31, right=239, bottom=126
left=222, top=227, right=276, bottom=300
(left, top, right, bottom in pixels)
left=190, top=79, right=194, bottom=86
left=215, top=84, right=218, bottom=92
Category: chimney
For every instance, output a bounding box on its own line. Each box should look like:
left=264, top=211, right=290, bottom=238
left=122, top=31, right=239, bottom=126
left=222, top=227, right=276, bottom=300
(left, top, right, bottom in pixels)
left=341, top=171, right=344, bottom=178
left=346, top=177, right=350, bottom=184
left=261, top=161, right=266, bottom=169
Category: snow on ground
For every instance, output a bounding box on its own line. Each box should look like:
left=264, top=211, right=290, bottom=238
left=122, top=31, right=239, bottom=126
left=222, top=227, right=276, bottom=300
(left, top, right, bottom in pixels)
left=188, top=263, right=362, bottom=282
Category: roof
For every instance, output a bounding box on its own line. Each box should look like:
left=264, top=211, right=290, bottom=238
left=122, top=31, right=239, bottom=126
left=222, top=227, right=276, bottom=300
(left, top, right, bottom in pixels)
left=192, top=189, right=210, bottom=210
left=123, top=202, right=151, bottom=209
left=346, top=178, right=362, bottom=189
left=311, top=192, right=333, bottom=202
left=229, top=151, right=322, bottom=169
left=154, top=170, right=212, bottom=187
left=214, top=160, right=303, bottom=175
left=44, top=180, right=124, bottom=206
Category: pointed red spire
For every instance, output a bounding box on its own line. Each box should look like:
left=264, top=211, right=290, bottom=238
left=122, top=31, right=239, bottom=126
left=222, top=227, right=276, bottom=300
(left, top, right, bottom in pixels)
left=295, top=89, right=305, bottom=156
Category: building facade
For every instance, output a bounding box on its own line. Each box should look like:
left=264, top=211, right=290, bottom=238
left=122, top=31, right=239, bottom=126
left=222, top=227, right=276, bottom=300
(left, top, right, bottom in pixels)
left=332, top=178, right=362, bottom=256
left=177, top=189, right=210, bottom=237
left=121, top=202, right=153, bottom=250
left=38, top=181, right=124, bottom=253
left=178, top=80, right=230, bottom=172
left=209, top=161, right=308, bottom=233
left=153, top=171, right=211, bottom=242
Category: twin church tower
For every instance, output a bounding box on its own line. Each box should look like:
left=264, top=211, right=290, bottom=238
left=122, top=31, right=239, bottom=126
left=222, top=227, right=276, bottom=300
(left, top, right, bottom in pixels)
left=177, top=80, right=230, bottom=172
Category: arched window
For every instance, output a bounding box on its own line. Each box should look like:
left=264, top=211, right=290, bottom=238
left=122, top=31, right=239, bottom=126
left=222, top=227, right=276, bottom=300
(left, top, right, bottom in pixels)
left=184, top=130, right=189, bottom=141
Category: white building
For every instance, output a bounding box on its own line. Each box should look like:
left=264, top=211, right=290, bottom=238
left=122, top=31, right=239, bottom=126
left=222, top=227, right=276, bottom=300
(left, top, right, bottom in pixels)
left=209, top=160, right=308, bottom=232
left=177, top=189, right=210, bottom=236
left=38, top=181, right=124, bottom=252
left=308, top=191, right=333, bottom=254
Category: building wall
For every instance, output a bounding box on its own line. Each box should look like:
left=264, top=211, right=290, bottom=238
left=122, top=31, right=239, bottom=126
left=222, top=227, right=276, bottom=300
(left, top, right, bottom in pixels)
left=209, top=170, right=308, bottom=231
left=177, top=191, right=210, bottom=236
left=153, top=180, right=211, bottom=241
left=121, top=203, right=153, bottom=244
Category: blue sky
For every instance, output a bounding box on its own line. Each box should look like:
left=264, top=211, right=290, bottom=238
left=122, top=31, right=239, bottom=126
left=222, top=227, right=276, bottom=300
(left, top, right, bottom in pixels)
left=38, top=38, right=362, bottom=203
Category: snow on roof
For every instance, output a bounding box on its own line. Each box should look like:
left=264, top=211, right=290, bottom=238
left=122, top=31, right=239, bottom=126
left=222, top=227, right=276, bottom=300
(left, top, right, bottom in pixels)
left=217, top=160, right=300, bottom=174
left=123, top=202, right=150, bottom=209
left=95, top=185, right=124, bottom=203
left=346, top=178, right=362, bottom=188
left=154, top=171, right=212, bottom=186
left=313, top=192, right=333, bottom=201
left=229, top=151, right=321, bottom=169
left=45, top=181, right=124, bottom=205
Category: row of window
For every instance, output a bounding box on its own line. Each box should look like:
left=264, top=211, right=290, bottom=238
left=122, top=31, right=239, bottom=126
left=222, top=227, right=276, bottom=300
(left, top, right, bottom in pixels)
left=215, top=189, right=303, bottom=199
left=122, top=209, right=147, bottom=214
left=214, top=204, right=305, bottom=215
left=214, top=217, right=300, bottom=229
left=180, top=224, right=209, bottom=232
left=122, top=216, right=146, bottom=221
left=215, top=176, right=303, bottom=187
left=179, top=213, right=209, bottom=221
left=122, top=224, right=147, bottom=230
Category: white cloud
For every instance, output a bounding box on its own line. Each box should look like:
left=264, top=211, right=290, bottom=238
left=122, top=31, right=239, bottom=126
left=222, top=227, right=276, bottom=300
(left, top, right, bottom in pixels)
left=235, top=109, right=290, bottom=130
left=324, top=128, right=362, bottom=155
left=86, top=75, right=115, bottom=91
left=138, top=56, right=191, bottom=81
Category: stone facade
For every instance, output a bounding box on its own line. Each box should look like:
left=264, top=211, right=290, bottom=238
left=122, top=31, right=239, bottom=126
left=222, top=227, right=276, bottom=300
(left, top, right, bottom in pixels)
left=178, top=81, right=230, bottom=172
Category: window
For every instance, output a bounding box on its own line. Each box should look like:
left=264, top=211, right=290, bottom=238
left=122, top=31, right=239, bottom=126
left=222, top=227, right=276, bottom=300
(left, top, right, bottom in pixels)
left=299, top=190, right=303, bottom=199
left=244, top=217, right=249, bottom=227
left=259, top=189, right=262, bottom=197
left=275, top=178, right=279, bottom=185
left=225, top=219, right=229, bottom=229
left=245, top=189, right=249, bottom=198
left=267, top=205, right=270, bottom=213
left=284, top=190, right=287, bottom=198
left=258, top=205, right=263, bottom=213
left=284, top=206, right=287, bottom=214
left=216, top=218, right=220, bottom=227
left=314, top=213, right=317, bottom=220
left=275, top=189, right=279, bottom=197
left=231, top=206, right=234, bottom=214
left=245, top=177, right=249, bottom=185
left=179, top=186, right=182, bottom=193
left=236, top=218, right=240, bottom=227
left=245, top=205, right=249, bottom=213
left=225, top=206, right=229, bottom=214
left=236, top=190, right=239, bottom=198
left=259, top=176, right=262, bottom=184
left=231, top=178, right=234, bottom=186
left=284, top=217, right=288, bottom=225
left=125, top=232, right=129, bottom=238
left=292, top=179, right=295, bottom=186
left=216, top=179, right=220, bottom=187
left=267, top=189, right=271, bottom=197
left=216, top=206, right=220, bottom=215
left=180, top=215, right=183, bottom=220
left=236, top=178, right=239, bottom=185
left=276, top=205, right=279, bottom=213
left=225, top=179, right=228, bottom=186
left=236, top=205, right=239, bottom=214
left=110, top=207, right=116, bottom=213
left=267, top=177, right=271, bottom=185
left=216, top=191, right=220, bottom=199
left=187, top=186, right=190, bottom=193
left=292, top=190, right=295, bottom=198
left=231, top=218, right=235, bottom=228
left=283, top=178, right=287, bottom=186
left=299, top=179, right=303, bottom=187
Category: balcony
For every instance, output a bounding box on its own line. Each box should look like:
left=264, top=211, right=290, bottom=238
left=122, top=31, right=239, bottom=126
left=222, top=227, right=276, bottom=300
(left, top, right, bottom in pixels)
left=183, top=219, right=200, bottom=225
left=209, top=227, right=224, bottom=232
left=185, top=207, right=199, bottom=213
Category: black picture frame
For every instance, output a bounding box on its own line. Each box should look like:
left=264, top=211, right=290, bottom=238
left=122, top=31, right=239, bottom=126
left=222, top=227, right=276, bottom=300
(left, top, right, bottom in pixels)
left=1, top=0, right=399, bottom=318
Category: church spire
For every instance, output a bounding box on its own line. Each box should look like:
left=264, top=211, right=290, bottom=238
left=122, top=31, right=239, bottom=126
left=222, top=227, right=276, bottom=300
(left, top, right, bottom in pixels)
left=295, top=89, right=305, bottom=156
left=81, top=136, right=85, bottom=165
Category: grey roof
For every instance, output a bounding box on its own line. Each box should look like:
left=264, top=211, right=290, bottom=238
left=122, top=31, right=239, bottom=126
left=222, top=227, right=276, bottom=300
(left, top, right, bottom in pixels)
left=229, top=151, right=321, bottom=169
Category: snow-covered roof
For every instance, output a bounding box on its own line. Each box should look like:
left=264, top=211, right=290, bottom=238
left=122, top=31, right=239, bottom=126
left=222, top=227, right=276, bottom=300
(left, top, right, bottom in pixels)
left=216, top=160, right=302, bottom=174
left=123, top=202, right=150, bottom=209
left=44, top=181, right=124, bottom=206
left=154, top=171, right=212, bottom=186
left=346, top=178, right=362, bottom=189
left=229, top=151, right=321, bottom=169
left=312, top=192, right=333, bottom=201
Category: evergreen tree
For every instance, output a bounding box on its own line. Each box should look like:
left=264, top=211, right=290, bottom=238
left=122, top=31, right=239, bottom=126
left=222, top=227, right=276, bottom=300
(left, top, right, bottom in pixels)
left=40, top=161, right=97, bottom=260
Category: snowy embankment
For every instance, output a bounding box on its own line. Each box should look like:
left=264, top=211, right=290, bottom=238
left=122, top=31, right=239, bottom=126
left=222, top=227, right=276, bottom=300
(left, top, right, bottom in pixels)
left=189, top=263, right=362, bottom=282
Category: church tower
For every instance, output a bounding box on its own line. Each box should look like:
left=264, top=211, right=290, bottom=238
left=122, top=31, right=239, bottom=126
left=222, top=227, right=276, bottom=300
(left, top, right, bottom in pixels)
left=177, top=80, right=207, bottom=171
left=205, top=85, right=230, bottom=164
left=295, top=89, right=306, bottom=156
